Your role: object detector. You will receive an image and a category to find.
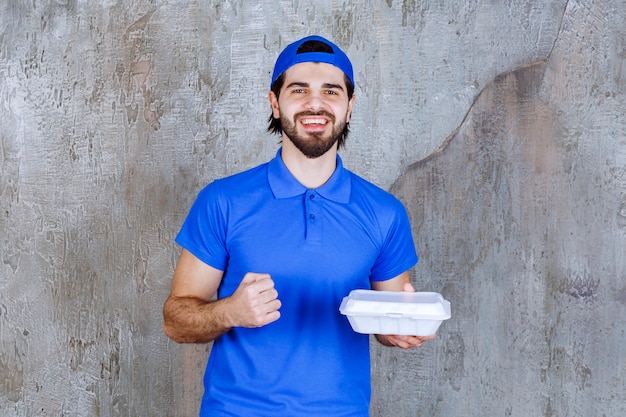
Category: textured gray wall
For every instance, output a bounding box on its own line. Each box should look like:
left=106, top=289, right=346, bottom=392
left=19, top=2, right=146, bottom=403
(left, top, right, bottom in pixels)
left=1, top=1, right=624, bottom=416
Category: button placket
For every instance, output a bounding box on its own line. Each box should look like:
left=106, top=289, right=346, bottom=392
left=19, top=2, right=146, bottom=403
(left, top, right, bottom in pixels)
left=305, top=190, right=322, bottom=243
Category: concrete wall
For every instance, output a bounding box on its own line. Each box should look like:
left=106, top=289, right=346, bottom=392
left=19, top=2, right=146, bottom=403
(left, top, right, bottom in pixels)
left=1, top=1, right=624, bottom=416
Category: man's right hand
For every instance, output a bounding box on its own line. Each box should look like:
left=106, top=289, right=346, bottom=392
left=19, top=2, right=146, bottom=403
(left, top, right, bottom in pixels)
left=226, top=273, right=282, bottom=328
left=163, top=250, right=281, bottom=343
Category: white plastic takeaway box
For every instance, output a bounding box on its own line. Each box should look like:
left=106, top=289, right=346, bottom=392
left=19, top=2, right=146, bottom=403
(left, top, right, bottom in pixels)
left=339, top=290, right=451, bottom=336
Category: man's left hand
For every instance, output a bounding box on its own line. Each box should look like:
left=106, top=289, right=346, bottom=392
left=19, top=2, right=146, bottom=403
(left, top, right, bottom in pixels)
left=374, top=281, right=436, bottom=349
left=375, top=333, right=436, bottom=350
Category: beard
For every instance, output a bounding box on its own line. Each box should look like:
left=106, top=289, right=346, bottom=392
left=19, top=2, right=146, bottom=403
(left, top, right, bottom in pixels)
left=280, top=110, right=346, bottom=159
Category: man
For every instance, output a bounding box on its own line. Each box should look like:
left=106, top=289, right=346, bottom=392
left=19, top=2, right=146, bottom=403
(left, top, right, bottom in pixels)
left=163, top=35, right=435, bottom=416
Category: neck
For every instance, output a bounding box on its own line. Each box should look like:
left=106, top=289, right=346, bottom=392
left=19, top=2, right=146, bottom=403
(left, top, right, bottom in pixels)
left=280, top=139, right=338, bottom=189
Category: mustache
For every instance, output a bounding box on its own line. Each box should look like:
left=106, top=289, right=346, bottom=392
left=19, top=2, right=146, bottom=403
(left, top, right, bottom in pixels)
left=295, top=110, right=336, bottom=122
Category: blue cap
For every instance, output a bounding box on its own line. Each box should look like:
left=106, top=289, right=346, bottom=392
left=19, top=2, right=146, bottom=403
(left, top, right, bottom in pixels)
left=270, top=35, right=354, bottom=89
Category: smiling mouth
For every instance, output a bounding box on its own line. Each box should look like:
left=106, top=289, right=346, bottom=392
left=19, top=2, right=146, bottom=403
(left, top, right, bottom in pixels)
left=301, top=118, right=328, bottom=126
left=297, top=111, right=334, bottom=128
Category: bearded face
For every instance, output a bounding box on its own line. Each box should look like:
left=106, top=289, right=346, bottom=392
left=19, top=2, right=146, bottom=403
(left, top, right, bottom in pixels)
left=279, top=110, right=347, bottom=159
left=269, top=62, right=355, bottom=159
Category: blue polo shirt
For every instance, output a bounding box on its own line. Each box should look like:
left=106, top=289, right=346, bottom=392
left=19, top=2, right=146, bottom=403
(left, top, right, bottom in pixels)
left=176, top=148, right=418, bottom=417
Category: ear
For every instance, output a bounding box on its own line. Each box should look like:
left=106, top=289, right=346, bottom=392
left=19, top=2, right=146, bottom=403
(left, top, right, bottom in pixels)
left=268, top=91, right=280, bottom=119
left=346, top=95, right=356, bottom=123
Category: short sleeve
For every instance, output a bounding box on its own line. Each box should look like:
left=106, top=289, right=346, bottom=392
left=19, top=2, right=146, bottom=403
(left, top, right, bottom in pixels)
left=175, top=182, right=229, bottom=271
left=369, top=199, right=418, bottom=281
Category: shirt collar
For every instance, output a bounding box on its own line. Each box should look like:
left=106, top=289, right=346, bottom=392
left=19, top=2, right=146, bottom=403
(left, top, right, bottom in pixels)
left=268, top=148, right=351, bottom=203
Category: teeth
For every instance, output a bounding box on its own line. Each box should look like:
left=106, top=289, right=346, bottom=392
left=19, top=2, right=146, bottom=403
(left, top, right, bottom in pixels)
left=302, top=118, right=327, bottom=125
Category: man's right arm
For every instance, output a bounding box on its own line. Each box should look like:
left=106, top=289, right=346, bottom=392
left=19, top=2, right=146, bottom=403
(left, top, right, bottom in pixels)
left=163, top=249, right=281, bottom=344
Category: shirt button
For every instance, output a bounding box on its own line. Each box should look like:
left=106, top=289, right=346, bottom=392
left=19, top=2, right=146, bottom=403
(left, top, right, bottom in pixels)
left=309, top=214, right=315, bottom=220
left=309, top=194, right=315, bottom=200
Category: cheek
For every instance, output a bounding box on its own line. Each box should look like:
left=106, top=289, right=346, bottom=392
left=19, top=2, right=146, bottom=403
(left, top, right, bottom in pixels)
left=336, top=104, right=352, bottom=122
left=277, top=101, right=300, bottom=120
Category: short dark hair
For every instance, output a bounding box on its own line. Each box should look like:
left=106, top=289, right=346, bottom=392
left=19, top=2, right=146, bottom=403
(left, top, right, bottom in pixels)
left=267, top=40, right=355, bottom=149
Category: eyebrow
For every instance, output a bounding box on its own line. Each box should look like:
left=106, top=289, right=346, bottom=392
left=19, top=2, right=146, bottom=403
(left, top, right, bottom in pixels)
left=323, top=83, right=345, bottom=91
left=285, top=81, right=345, bottom=91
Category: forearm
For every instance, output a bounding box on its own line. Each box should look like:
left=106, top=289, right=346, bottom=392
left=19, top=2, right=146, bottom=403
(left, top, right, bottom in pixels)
left=163, top=296, right=234, bottom=343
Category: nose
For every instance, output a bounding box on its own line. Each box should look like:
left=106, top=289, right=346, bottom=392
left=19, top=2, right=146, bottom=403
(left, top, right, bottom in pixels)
left=305, top=91, right=325, bottom=112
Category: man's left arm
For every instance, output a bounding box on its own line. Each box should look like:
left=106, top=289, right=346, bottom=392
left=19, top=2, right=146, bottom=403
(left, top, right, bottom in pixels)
left=370, top=272, right=436, bottom=349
